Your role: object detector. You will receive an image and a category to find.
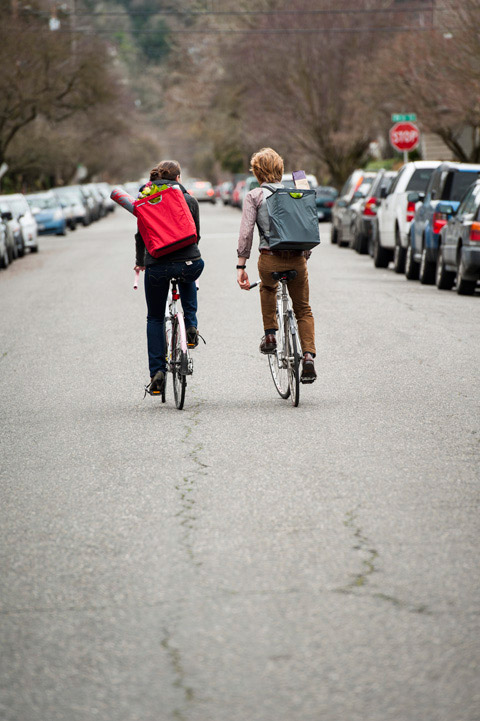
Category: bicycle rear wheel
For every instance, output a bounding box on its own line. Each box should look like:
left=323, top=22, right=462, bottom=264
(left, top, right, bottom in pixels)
left=268, top=310, right=290, bottom=399
left=172, top=318, right=186, bottom=410
left=286, top=312, right=300, bottom=407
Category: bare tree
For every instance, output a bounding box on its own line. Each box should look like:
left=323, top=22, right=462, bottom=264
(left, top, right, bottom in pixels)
left=0, top=6, right=122, bottom=170
left=358, top=0, right=480, bottom=162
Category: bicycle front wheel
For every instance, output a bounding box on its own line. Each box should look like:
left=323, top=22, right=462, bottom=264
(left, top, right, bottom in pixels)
left=286, top=312, right=300, bottom=407
left=268, top=309, right=290, bottom=399
left=172, top=318, right=186, bottom=410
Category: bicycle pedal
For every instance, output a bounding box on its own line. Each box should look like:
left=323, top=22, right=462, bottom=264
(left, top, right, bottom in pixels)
left=300, top=377, right=316, bottom=384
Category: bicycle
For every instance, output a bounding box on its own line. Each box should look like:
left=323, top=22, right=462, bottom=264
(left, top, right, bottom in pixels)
left=251, top=270, right=302, bottom=407
left=144, top=277, right=195, bottom=410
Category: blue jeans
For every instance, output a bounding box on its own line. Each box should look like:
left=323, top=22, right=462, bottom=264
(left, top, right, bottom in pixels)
left=144, top=259, right=204, bottom=377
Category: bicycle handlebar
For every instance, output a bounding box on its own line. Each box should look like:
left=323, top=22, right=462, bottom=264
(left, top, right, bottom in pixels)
left=248, top=279, right=261, bottom=289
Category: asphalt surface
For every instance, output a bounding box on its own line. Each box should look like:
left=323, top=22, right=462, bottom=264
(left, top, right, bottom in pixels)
left=1, top=203, right=479, bottom=721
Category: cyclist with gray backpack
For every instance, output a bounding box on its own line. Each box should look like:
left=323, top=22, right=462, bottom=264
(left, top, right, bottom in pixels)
left=237, top=147, right=319, bottom=383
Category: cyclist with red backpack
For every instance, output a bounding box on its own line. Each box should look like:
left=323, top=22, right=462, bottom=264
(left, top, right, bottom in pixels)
left=134, top=160, right=204, bottom=395
left=237, top=148, right=317, bottom=383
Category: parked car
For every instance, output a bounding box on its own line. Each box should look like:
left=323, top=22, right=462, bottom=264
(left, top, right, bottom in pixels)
left=231, top=179, right=246, bottom=209
left=406, top=162, right=480, bottom=283
left=96, top=182, right=116, bottom=213
left=86, top=183, right=107, bottom=218
left=218, top=180, right=234, bottom=205
left=52, top=190, right=76, bottom=230
left=331, top=170, right=376, bottom=247
left=0, top=216, right=9, bottom=269
left=435, top=179, right=480, bottom=295
left=239, top=175, right=260, bottom=208
left=0, top=193, right=38, bottom=255
left=54, top=186, right=90, bottom=226
left=314, top=186, right=338, bottom=222
left=374, top=161, right=441, bottom=271
left=26, top=191, right=67, bottom=236
left=185, top=179, right=216, bottom=204
left=0, top=202, right=23, bottom=261
left=353, top=170, right=397, bottom=254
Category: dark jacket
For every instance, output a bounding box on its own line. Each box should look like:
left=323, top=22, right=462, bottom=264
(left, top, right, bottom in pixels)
left=135, top=179, right=201, bottom=266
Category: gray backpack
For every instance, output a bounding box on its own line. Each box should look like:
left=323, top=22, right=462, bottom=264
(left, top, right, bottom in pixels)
left=262, top=184, right=320, bottom=251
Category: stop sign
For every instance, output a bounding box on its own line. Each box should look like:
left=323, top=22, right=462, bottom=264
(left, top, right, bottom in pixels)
left=389, top=121, right=420, bottom=152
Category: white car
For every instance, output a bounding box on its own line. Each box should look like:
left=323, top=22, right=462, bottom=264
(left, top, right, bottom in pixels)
left=0, top=193, right=38, bottom=254
left=375, top=161, right=441, bottom=271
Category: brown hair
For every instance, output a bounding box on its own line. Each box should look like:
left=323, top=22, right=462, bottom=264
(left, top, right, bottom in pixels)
left=250, top=147, right=284, bottom=184
left=150, top=160, right=181, bottom=182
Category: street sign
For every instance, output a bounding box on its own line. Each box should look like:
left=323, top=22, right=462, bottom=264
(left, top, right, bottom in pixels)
left=391, top=113, right=417, bottom=122
left=389, top=121, right=420, bottom=152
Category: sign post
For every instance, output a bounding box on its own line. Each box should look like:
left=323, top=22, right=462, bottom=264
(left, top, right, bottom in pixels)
left=389, top=121, right=420, bottom=164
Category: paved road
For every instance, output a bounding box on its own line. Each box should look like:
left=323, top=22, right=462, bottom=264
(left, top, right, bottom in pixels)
left=1, top=204, right=479, bottom=721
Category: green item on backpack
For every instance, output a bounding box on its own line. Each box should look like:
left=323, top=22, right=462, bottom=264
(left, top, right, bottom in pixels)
left=264, top=186, right=320, bottom=251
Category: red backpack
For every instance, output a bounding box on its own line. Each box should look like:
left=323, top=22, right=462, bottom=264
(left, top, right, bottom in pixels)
left=133, top=186, right=197, bottom=258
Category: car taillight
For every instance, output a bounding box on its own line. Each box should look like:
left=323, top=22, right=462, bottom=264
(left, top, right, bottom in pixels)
left=324, top=201, right=334, bottom=208
left=406, top=201, right=416, bottom=223
left=207, top=189, right=214, bottom=196
left=363, top=197, right=377, bottom=217
left=469, top=221, right=480, bottom=242
left=432, top=211, right=448, bottom=235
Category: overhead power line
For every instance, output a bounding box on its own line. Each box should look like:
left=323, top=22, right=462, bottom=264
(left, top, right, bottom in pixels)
left=16, top=25, right=434, bottom=35
left=33, top=4, right=439, bottom=17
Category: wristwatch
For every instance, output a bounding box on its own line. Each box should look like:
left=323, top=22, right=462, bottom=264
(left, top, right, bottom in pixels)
left=236, top=264, right=246, bottom=269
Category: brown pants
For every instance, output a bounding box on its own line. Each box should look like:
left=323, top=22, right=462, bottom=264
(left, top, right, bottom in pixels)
left=257, top=253, right=316, bottom=356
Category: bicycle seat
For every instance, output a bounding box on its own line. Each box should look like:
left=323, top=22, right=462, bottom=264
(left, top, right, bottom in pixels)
left=271, top=270, right=297, bottom=282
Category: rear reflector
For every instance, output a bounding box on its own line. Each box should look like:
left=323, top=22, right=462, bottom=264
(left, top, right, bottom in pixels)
left=406, top=201, right=416, bottom=223
left=363, top=197, right=377, bottom=217
left=432, top=211, right=447, bottom=235
left=470, top=221, right=480, bottom=242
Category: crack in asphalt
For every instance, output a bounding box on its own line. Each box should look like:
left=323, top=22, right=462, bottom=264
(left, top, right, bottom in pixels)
left=335, top=508, right=430, bottom=614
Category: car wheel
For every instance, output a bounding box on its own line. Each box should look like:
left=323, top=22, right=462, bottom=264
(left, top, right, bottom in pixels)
left=331, top=226, right=338, bottom=244
left=435, top=246, right=455, bottom=290
left=348, top=225, right=357, bottom=249
left=337, top=228, right=348, bottom=248
left=30, top=245, right=39, bottom=253
left=393, top=227, right=406, bottom=273
left=419, top=246, right=435, bottom=284
left=456, top=253, right=477, bottom=295
left=17, top=240, right=25, bottom=258
left=356, top=230, right=368, bottom=255
left=0, top=247, right=9, bottom=269
left=373, top=234, right=390, bottom=268
left=405, top=244, right=419, bottom=280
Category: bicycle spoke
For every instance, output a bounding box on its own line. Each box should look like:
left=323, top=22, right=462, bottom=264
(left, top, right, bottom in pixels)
left=268, top=308, right=290, bottom=398
left=172, top=318, right=187, bottom=410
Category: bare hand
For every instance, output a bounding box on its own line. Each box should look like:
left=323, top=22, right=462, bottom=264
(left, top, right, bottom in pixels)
left=134, top=265, right=145, bottom=272
left=237, top=268, right=250, bottom=290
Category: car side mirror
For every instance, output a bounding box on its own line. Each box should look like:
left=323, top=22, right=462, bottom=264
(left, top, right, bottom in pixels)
left=337, top=199, right=347, bottom=208
left=379, top=187, right=388, bottom=199
left=436, top=202, right=455, bottom=216
left=1, top=211, right=13, bottom=221
left=407, top=191, right=425, bottom=203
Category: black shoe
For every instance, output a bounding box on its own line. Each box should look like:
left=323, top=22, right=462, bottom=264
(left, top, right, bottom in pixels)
left=148, top=370, right=165, bottom=395
left=301, top=354, right=317, bottom=383
left=186, top=326, right=199, bottom=348
left=260, top=333, right=276, bottom=354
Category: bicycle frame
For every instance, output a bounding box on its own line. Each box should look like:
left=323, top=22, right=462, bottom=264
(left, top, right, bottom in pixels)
left=166, top=281, right=188, bottom=354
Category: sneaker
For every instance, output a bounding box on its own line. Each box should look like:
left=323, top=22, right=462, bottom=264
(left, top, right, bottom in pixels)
left=301, top=353, right=317, bottom=383
left=260, top=333, right=277, bottom=354
left=186, top=326, right=199, bottom=348
left=148, top=370, right=165, bottom=394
